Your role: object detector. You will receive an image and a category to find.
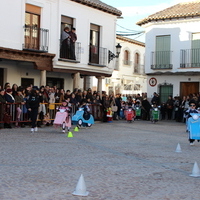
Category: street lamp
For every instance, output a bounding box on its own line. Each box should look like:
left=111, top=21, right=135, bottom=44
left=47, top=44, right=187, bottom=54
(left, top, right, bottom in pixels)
left=108, top=43, right=122, bottom=63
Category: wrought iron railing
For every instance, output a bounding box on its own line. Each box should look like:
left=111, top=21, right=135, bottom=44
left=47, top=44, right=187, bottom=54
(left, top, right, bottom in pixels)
left=0, top=102, right=103, bottom=126
left=23, top=26, right=49, bottom=52
left=133, top=63, right=145, bottom=74
left=59, top=40, right=81, bottom=62
left=123, top=60, right=132, bottom=66
left=180, top=49, right=200, bottom=68
left=151, top=51, right=173, bottom=69
left=89, top=45, right=107, bottom=66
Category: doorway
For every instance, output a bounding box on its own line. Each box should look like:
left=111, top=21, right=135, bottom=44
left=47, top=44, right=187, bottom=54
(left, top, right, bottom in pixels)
left=159, top=85, right=173, bottom=103
left=21, top=78, right=34, bottom=88
left=46, top=77, right=64, bottom=89
left=180, top=82, right=199, bottom=97
left=0, top=68, right=4, bottom=88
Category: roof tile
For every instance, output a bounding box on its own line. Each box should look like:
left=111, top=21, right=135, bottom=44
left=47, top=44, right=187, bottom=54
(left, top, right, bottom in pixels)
left=137, top=0, right=200, bottom=26
left=70, top=0, right=122, bottom=16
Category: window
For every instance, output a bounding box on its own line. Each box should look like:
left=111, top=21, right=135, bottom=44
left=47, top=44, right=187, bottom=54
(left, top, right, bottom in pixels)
left=0, top=68, right=4, bottom=87
left=154, top=35, right=172, bottom=69
left=21, top=78, right=34, bottom=88
left=24, top=4, right=49, bottom=52
left=191, top=33, right=200, bottom=67
left=134, top=53, right=140, bottom=73
left=61, top=16, right=73, bottom=34
left=89, top=24, right=100, bottom=64
left=47, top=77, right=64, bottom=89
left=124, top=50, right=130, bottom=65
left=24, top=4, right=41, bottom=50
left=134, top=84, right=140, bottom=90
left=60, top=16, right=73, bottom=59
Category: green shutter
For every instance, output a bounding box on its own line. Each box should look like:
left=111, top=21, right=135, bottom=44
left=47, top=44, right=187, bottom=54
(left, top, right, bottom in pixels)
left=159, top=85, right=173, bottom=103
left=155, top=35, right=171, bottom=68
left=191, top=33, right=200, bottom=67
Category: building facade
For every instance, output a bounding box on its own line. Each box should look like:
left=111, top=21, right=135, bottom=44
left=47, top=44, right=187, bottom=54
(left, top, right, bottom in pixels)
left=105, top=35, right=146, bottom=96
left=137, top=0, right=200, bottom=103
left=0, top=0, right=121, bottom=93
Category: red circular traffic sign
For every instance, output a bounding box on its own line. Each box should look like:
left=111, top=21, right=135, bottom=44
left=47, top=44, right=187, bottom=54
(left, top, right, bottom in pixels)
left=149, top=77, right=157, bottom=87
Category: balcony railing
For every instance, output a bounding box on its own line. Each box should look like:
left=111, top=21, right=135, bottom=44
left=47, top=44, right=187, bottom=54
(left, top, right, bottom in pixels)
left=123, top=60, right=132, bottom=66
left=180, top=49, right=200, bottom=68
left=59, top=40, right=81, bottom=62
left=23, top=26, right=49, bottom=52
left=0, top=102, right=103, bottom=125
left=89, top=45, right=107, bottom=66
left=133, top=64, right=145, bottom=74
left=151, top=51, right=173, bottom=69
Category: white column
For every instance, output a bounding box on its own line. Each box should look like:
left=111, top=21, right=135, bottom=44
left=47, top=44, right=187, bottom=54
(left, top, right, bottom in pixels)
left=40, top=70, right=46, bottom=86
left=73, top=72, right=80, bottom=89
left=97, top=76, right=104, bottom=98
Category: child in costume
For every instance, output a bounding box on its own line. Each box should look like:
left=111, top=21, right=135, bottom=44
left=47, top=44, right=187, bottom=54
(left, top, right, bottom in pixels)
left=53, top=100, right=71, bottom=133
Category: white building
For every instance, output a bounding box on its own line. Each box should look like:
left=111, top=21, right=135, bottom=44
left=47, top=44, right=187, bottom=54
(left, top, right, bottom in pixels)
left=105, top=35, right=146, bottom=96
left=137, top=0, right=200, bottom=103
left=0, top=0, right=121, bottom=94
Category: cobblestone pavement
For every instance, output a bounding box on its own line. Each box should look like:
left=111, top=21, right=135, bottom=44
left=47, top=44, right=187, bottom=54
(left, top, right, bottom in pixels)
left=1, top=120, right=200, bottom=200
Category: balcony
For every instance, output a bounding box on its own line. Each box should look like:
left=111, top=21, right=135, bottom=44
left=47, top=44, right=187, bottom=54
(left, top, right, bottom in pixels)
left=123, top=60, right=132, bottom=66
left=180, top=49, right=200, bottom=68
left=151, top=51, right=173, bottom=69
left=133, top=63, right=145, bottom=74
left=59, top=40, right=81, bottom=62
left=89, top=45, right=107, bottom=66
left=23, top=26, right=49, bottom=52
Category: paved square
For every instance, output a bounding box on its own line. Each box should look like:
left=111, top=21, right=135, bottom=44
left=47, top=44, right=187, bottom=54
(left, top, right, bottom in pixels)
left=0, top=120, right=200, bottom=200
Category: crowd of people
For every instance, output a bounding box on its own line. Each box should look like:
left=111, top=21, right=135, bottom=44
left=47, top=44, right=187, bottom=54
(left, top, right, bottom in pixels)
left=1, top=82, right=200, bottom=128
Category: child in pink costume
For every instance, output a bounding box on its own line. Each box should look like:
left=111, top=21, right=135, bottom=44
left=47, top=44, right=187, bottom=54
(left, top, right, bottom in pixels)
left=53, top=101, right=71, bottom=133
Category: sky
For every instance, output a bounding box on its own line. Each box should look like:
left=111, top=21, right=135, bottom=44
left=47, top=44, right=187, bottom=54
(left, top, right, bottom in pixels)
left=100, top=0, right=195, bottom=42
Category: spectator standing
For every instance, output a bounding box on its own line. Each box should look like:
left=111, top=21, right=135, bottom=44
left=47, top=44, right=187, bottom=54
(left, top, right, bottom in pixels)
left=75, top=90, right=82, bottom=104
left=64, top=90, right=71, bottom=100
left=12, top=84, right=18, bottom=98
left=60, top=27, right=71, bottom=59
left=166, top=95, right=174, bottom=120
left=5, top=89, right=15, bottom=103
left=151, top=92, right=160, bottom=105
left=69, top=28, right=77, bottom=60
left=0, top=89, right=6, bottom=128
left=142, top=97, right=152, bottom=120
left=14, top=89, right=25, bottom=127
left=115, top=94, right=122, bottom=119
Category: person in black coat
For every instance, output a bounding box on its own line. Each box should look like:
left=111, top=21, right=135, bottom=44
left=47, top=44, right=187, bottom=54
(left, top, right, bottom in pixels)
left=5, top=89, right=15, bottom=103
left=115, top=94, right=122, bottom=119
left=142, top=97, right=152, bottom=120
left=26, top=89, right=42, bottom=133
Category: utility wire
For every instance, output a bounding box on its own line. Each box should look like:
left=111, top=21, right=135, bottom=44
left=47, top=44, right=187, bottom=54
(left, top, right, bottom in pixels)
left=116, top=24, right=142, bottom=32
left=117, top=32, right=144, bottom=36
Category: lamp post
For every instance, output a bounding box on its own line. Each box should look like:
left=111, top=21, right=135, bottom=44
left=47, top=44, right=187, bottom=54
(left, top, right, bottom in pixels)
left=108, top=43, right=122, bottom=63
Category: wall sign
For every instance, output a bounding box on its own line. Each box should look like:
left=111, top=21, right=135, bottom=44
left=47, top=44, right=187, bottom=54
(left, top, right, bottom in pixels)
left=149, top=77, right=157, bottom=87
